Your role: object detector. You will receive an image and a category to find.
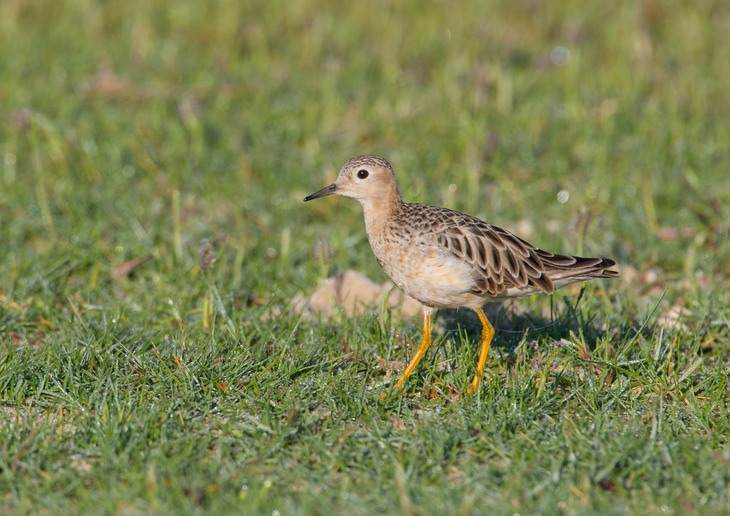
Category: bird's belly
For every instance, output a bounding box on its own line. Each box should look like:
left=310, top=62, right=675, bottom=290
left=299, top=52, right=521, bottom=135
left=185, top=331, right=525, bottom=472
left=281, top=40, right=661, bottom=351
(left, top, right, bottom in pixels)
left=374, top=244, right=481, bottom=308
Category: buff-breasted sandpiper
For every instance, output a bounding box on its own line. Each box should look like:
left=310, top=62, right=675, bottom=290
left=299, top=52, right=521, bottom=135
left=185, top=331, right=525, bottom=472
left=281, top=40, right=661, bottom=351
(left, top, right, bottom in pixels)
left=305, top=155, right=618, bottom=393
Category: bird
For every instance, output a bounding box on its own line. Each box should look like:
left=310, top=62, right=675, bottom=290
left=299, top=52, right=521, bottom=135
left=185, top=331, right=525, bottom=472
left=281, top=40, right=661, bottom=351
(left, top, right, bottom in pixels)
left=304, top=155, right=618, bottom=394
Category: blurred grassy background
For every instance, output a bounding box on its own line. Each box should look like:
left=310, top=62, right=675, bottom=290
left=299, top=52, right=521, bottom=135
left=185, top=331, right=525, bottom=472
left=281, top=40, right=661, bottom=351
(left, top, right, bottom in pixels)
left=1, top=0, right=729, bottom=513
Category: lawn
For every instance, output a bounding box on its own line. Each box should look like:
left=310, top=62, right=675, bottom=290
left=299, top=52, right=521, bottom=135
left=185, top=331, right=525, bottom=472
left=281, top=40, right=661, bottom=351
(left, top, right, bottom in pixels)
left=1, top=0, right=729, bottom=513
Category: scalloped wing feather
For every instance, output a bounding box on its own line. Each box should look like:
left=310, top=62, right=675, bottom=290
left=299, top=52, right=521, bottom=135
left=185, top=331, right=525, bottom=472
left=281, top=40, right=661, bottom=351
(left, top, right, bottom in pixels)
left=420, top=205, right=615, bottom=298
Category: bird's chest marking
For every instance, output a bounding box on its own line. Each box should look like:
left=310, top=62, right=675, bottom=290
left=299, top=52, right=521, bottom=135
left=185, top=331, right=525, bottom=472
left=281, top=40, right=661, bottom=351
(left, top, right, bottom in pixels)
left=369, top=230, right=476, bottom=306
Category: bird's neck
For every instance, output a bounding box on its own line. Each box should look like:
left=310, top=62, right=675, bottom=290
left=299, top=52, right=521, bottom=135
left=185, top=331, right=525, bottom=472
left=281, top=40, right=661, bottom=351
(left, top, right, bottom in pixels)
left=359, top=191, right=403, bottom=234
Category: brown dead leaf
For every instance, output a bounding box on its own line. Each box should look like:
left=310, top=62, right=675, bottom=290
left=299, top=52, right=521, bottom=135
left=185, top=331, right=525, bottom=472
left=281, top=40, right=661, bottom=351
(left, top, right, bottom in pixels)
left=339, top=339, right=353, bottom=356
left=598, top=478, right=618, bottom=493
left=604, top=368, right=615, bottom=387
left=376, top=357, right=407, bottom=378
left=655, top=226, right=696, bottom=240
left=293, top=270, right=421, bottom=319
left=81, top=67, right=148, bottom=100
left=424, top=383, right=442, bottom=400
left=111, top=256, right=148, bottom=278
left=390, top=417, right=406, bottom=432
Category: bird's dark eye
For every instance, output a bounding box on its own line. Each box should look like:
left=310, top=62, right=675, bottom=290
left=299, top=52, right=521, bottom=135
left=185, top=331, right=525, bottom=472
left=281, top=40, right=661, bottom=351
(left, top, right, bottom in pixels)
left=357, top=169, right=369, bottom=179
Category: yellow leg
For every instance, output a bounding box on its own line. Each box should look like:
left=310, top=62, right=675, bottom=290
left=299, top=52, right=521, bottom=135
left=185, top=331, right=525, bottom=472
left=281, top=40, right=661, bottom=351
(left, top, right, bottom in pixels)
left=393, top=307, right=433, bottom=390
left=468, top=307, right=494, bottom=394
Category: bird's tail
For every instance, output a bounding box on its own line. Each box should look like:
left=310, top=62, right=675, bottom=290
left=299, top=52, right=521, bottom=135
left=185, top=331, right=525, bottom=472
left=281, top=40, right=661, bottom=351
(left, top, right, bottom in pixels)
left=538, top=252, right=618, bottom=289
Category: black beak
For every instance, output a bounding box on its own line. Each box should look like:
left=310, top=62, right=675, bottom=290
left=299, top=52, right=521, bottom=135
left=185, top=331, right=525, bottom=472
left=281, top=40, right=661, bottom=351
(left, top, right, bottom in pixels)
left=304, top=183, right=337, bottom=202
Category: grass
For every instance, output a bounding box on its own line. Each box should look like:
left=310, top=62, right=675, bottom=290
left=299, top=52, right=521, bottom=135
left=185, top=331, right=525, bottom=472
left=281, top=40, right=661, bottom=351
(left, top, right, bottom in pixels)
left=1, top=0, right=729, bottom=513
